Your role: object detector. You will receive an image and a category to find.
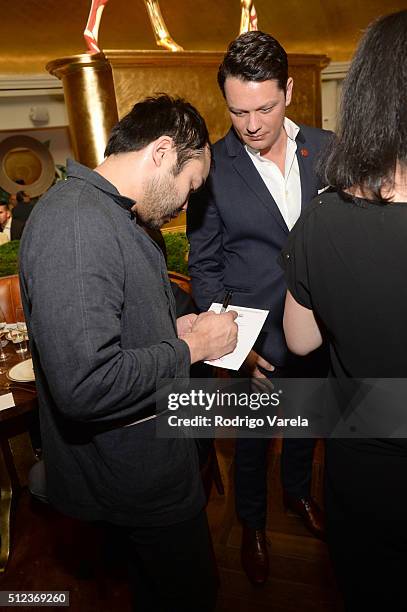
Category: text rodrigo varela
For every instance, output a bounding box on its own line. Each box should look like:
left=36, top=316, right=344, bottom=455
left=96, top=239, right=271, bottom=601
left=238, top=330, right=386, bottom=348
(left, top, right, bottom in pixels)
left=166, top=390, right=309, bottom=430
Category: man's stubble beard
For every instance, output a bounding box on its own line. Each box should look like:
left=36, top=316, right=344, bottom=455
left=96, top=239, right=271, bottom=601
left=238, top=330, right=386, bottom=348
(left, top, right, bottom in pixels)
left=136, top=173, right=182, bottom=230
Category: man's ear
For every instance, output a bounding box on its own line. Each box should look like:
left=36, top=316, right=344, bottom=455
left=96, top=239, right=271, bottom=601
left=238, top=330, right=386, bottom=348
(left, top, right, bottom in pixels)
left=151, top=135, right=174, bottom=168
left=285, top=77, right=294, bottom=107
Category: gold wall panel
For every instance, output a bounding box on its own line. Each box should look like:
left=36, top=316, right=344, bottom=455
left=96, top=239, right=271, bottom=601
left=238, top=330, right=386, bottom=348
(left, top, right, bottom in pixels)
left=107, top=51, right=228, bottom=144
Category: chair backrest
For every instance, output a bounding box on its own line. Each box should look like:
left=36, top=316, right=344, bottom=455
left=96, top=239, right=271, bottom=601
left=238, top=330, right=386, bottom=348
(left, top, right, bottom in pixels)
left=0, top=274, right=22, bottom=322
left=168, top=270, right=192, bottom=295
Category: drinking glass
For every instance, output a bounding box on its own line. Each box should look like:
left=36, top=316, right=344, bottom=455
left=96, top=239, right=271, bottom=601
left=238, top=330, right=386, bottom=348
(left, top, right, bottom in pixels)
left=0, top=307, right=9, bottom=362
left=10, top=329, right=28, bottom=355
left=13, top=307, right=28, bottom=355
left=16, top=307, right=27, bottom=333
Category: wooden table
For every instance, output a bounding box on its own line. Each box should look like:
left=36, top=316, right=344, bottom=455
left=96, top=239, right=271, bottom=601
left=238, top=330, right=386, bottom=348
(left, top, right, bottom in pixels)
left=0, top=342, right=38, bottom=572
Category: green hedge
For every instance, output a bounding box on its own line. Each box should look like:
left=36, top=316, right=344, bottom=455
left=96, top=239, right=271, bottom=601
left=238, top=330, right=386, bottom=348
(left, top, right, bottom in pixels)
left=0, top=233, right=190, bottom=278
left=0, top=240, right=19, bottom=277
left=163, top=232, right=189, bottom=276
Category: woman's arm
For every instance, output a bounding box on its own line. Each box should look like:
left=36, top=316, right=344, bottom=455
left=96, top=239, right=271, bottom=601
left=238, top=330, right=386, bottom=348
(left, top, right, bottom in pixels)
left=283, top=290, right=323, bottom=356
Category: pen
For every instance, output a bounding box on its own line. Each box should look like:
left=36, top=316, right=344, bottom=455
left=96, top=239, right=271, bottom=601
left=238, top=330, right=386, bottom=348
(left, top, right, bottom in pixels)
left=220, top=290, right=233, bottom=313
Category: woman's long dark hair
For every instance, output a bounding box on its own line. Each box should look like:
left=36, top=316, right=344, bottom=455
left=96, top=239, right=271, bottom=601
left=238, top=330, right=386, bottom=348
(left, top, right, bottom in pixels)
left=319, top=10, right=407, bottom=200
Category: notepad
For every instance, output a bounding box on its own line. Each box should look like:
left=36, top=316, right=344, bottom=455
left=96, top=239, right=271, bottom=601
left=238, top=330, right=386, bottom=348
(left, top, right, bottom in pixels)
left=0, top=392, right=16, bottom=412
left=204, top=303, right=269, bottom=371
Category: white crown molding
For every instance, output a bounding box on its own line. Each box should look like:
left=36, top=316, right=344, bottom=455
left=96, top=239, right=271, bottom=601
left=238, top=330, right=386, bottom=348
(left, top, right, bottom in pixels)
left=0, top=74, right=63, bottom=97
left=0, top=74, right=67, bottom=129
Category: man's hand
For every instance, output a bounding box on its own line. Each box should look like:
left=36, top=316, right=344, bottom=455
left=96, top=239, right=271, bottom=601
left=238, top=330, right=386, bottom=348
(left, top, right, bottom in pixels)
left=240, top=349, right=275, bottom=378
left=176, top=313, right=198, bottom=337
left=181, top=310, right=238, bottom=364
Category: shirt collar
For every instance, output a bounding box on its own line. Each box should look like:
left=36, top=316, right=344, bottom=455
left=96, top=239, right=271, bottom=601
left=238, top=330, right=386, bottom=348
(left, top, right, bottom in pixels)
left=66, top=159, right=136, bottom=213
left=245, top=117, right=300, bottom=160
left=0, top=219, right=9, bottom=232
left=284, top=117, right=300, bottom=142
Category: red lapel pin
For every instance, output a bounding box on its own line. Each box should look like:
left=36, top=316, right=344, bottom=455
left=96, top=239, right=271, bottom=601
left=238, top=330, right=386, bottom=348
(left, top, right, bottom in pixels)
left=300, top=148, right=309, bottom=157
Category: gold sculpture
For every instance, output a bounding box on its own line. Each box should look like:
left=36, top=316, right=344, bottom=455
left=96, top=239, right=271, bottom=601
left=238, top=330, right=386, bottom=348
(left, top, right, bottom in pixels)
left=240, top=0, right=258, bottom=33
left=84, top=0, right=109, bottom=53
left=84, top=0, right=258, bottom=53
left=144, top=0, right=183, bottom=52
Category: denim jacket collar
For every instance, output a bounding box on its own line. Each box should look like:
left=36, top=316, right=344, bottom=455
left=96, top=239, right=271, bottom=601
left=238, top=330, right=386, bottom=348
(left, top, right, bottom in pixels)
left=66, top=159, right=136, bottom=213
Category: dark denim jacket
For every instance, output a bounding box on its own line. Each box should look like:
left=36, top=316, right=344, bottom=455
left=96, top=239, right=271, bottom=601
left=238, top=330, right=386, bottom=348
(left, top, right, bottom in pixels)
left=19, top=160, right=203, bottom=526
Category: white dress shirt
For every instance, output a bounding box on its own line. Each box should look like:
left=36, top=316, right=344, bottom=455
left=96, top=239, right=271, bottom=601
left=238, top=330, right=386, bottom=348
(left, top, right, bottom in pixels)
left=0, top=217, right=11, bottom=242
left=245, top=117, right=301, bottom=231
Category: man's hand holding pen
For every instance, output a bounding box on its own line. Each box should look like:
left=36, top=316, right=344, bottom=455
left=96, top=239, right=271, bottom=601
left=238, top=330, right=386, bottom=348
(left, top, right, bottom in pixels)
left=220, top=290, right=233, bottom=313
left=180, top=291, right=238, bottom=364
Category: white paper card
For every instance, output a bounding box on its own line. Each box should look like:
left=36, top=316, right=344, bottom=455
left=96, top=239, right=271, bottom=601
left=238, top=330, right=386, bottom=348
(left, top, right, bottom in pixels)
left=0, top=392, right=16, bottom=412
left=204, top=303, right=269, bottom=371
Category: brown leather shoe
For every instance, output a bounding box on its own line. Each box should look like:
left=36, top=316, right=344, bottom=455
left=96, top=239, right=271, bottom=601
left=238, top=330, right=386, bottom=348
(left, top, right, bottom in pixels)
left=241, top=525, right=269, bottom=585
left=283, top=494, right=325, bottom=540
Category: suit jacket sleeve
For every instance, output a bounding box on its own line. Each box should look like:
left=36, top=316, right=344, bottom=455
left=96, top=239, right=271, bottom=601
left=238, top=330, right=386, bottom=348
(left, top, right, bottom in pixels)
left=187, top=178, right=225, bottom=312
left=11, top=218, right=25, bottom=241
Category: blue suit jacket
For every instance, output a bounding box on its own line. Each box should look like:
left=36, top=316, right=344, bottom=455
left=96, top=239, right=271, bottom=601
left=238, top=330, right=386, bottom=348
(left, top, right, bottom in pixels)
left=187, top=124, right=332, bottom=367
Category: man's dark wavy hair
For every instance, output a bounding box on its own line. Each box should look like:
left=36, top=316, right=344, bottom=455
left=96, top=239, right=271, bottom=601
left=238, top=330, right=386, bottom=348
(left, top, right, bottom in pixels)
left=319, top=10, right=407, bottom=201
left=105, top=94, right=210, bottom=173
left=217, top=31, right=288, bottom=97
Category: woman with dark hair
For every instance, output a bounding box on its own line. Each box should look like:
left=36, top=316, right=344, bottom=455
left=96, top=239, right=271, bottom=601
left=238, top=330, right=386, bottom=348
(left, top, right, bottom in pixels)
left=280, top=10, right=407, bottom=611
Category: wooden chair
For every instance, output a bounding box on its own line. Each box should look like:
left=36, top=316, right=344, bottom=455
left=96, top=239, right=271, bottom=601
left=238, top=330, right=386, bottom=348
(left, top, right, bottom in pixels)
left=0, top=274, right=22, bottom=323
left=167, top=270, right=192, bottom=295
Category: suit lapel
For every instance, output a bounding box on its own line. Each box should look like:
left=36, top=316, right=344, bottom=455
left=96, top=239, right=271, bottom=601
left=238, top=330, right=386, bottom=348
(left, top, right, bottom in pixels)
left=230, top=140, right=289, bottom=234
left=226, top=126, right=321, bottom=227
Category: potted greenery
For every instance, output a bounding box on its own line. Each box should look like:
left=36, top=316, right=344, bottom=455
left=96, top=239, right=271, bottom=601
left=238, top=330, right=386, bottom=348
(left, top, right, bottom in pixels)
left=162, top=231, right=189, bottom=276
left=0, top=240, right=19, bottom=277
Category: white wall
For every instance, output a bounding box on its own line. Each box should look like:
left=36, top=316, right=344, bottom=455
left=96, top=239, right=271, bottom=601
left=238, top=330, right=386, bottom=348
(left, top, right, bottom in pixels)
left=321, top=61, right=349, bottom=132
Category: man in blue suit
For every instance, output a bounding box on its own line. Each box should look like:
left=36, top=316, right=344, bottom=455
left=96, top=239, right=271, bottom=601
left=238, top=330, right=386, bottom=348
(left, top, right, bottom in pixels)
left=187, top=31, right=330, bottom=585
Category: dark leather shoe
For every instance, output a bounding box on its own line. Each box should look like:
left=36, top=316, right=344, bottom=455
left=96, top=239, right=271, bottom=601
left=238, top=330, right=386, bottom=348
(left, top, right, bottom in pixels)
left=283, top=494, right=325, bottom=539
left=241, top=525, right=269, bottom=585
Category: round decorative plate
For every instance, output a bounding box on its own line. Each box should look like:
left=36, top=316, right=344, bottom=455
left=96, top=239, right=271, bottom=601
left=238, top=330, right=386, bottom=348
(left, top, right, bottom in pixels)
left=0, top=135, right=55, bottom=197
